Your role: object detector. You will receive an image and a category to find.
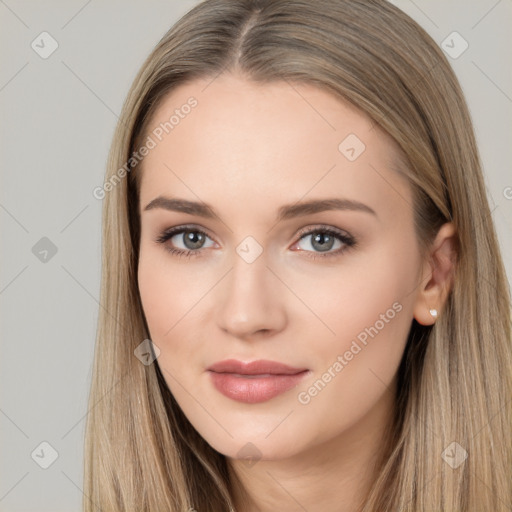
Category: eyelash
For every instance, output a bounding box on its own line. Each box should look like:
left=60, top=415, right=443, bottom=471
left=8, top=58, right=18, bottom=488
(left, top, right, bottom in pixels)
left=155, top=224, right=356, bottom=261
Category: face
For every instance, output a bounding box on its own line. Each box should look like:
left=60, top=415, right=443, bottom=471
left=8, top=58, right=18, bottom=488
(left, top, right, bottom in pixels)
left=137, top=73, right=424, bottom=462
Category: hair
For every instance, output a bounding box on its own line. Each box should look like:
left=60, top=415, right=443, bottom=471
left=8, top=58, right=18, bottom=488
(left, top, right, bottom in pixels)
left=83, top=0, right=512, bottom=510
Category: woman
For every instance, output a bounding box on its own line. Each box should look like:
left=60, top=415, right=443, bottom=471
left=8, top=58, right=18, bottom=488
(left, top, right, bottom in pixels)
left=84, top=0, right=512, bottom=510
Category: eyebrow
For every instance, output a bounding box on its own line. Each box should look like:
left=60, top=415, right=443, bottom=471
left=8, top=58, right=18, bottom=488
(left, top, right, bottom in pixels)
left=143, top=196, right=377, bottom=221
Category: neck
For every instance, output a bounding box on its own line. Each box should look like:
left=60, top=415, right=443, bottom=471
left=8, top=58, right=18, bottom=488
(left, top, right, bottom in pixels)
left=227, top=382, right=396, bottom=512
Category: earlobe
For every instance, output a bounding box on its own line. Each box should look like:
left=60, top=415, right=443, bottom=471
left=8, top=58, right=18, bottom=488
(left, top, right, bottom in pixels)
left=413, top=222, right=457, bottom=326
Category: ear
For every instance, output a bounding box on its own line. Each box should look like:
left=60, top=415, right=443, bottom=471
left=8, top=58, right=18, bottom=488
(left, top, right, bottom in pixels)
left=413, top=222, right=457, bottom=326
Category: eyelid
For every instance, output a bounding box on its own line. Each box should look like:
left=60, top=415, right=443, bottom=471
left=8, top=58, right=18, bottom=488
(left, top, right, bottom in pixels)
left=155, top=224, right=218, bottom=245
left=157, top=223, right=352, bottom=242
left=294, top=224, right=353, bottom=241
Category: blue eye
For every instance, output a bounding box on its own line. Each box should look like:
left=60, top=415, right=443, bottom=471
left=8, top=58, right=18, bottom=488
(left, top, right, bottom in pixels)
left=155, top=226, right=215, bottom=259
left=293, top=226, right=356, bottom=260
left=155, top=225, right=356, bottom=260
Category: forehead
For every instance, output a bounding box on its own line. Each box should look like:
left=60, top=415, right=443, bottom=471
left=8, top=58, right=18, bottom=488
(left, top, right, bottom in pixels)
left=137, top=73, right=411, bottom=222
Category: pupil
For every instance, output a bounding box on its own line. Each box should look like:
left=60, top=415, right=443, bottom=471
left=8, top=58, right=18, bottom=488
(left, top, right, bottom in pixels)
left=312, top=233, right=334, bottom=252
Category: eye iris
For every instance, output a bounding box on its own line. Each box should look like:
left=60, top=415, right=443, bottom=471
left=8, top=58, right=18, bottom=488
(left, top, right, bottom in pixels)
left=311, top=232, right=335, bottom=252
left=183, top=230, right=205, bottom=250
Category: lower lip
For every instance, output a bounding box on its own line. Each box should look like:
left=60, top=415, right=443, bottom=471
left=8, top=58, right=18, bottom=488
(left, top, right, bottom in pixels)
left=208, top=370, right=309, bottom=403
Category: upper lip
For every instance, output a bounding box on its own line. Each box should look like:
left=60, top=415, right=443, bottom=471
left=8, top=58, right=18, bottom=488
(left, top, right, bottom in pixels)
left=207, top=359, right=308, bottom=375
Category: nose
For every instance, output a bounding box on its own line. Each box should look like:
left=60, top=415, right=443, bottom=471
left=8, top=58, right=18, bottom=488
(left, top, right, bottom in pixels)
left=216, top=252, right=287, bottom=340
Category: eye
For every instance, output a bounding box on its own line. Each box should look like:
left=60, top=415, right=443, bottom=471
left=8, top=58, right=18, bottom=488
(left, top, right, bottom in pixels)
left=155, top=225, right=216, bottom=259
left=155, top=224, right=356, bottom=260
left=291, top=226, right=356, bottom=260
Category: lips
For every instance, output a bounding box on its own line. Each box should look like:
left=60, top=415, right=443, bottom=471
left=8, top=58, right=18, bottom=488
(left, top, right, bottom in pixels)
left=207, top=359, right=310, bottom=403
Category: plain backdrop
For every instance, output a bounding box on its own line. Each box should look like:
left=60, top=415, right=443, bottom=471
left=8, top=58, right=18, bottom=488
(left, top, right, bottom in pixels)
left=0, top=1, right=510, bottom=510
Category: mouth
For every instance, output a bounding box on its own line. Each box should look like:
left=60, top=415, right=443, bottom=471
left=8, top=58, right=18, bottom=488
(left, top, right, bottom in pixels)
left=207, top=359, right=310, bottom=403
left=207, top=358, right=308, bottom=375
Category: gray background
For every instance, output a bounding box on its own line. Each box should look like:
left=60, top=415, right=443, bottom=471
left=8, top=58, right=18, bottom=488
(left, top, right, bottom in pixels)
left=0, top=1, right=510, bottom=510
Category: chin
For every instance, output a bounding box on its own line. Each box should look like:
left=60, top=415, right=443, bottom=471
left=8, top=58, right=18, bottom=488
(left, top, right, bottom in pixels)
left=197, top=426, right=307, bottom=463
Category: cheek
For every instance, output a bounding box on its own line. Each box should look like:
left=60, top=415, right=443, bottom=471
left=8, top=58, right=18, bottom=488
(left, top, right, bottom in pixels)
left=138, top=258, right=172, bottom=340
left=293, top=239, right=419, bottom=425
left=138, top=247, right=204, bottom=340
left=137, top=247, right=218, bottom=384
left=288, top=236, right=419, bottom=351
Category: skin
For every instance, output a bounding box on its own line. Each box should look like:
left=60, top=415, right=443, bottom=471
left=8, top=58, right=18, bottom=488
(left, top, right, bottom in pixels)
left=137, top=73, right=456, bottom=512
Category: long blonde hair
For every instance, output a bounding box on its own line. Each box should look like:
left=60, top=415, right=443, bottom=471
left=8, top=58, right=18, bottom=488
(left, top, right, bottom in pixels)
left=84, top=0, right=512, bottom=510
